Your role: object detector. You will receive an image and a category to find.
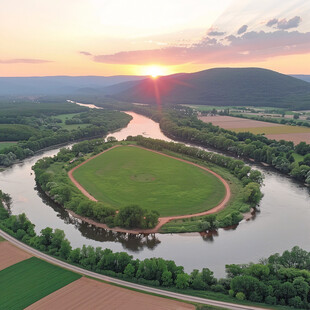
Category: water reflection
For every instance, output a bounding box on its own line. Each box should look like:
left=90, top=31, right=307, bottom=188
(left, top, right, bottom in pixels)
left=37, top=186, right=161, bottom=251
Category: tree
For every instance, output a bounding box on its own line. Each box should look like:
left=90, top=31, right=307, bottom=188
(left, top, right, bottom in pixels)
left=242, top=182, right=263, bottom=205
left=161, top=271, right=173, bottom=287
left=124, top=263, right=136, bottom=278
left=175, top=273, right=190, bottom=289
left=115, top=205, right=144, bottom=228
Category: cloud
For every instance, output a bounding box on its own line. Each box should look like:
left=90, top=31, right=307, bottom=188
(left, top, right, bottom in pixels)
left=277, top=16, right=302, bottom=29
left=207, top=28, right=226, bottom=36
left=237, top=25, right=248, bottom=35
left=0, top=58, right=52, bottom=64
left=91, top=30, right=310, bottom=66
left=266, top=18, right=278, bottom=27
left=266, top=16, right=302, bottom=30
left=79, top=51, right=92, bottom=56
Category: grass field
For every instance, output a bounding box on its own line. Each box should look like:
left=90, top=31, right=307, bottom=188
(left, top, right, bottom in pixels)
left=55, top=113, right=90, bottom=130
left=73, top=146, right=226, bottom=217
left=0, top=142, right=17, bottom=150
left=0, top=257, right=81, bottom=310
left=0, top=236, right=5, bottom=242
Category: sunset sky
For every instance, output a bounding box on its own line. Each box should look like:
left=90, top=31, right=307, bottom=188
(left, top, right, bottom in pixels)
left=1, top=0, right=310, bottom=76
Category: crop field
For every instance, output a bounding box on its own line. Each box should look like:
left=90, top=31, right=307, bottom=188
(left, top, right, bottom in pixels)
left=0, top=257, right=81, bottom=310
left=0, top=241, right=32, bottom=271
left=72, top=146, right=226, bottom=216
left=199, top=115, right=310, bottom=144
left=0, top=141, right=17, bottom=150
left=27, top=277, right=195, bottom=310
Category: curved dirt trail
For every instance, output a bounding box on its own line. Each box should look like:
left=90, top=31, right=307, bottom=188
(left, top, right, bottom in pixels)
left=68, top=144, right=231, bottom=233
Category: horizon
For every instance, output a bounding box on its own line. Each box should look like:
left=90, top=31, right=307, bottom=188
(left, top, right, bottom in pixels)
left=1, top=0, right=310, bottom=77
left=0, top=66, right=309, bottom=78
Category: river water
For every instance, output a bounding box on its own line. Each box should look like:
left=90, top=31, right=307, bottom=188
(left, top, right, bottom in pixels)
left=0, top=110, right=309, bottom=277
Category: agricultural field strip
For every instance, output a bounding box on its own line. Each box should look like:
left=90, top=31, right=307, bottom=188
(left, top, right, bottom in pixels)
left=0, top=256, right=81, bottom=309
left=27, top=277, right=195, bottom=310
left=0, top=229, right=268, bottom=310
left=68, top=145, right=231, bottom=227
left=0, top=241, right=32, bottom=271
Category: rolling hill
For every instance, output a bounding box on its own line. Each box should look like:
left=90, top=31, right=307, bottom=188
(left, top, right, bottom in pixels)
left=112, top=68, right=310, bottom=109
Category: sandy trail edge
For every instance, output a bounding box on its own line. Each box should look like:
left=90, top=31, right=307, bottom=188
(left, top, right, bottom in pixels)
left=67, top=144, right=231, bottom=234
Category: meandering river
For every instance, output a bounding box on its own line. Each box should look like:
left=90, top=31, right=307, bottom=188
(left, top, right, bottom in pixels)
left=0, top=108, right=309, bottom=277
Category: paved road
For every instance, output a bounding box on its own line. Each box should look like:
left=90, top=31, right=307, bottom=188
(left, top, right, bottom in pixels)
left=0, top=229, right=269, bottom=310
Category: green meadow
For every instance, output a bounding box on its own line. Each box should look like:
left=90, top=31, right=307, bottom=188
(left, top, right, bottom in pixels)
left=73, top=146, right=226, bottom=217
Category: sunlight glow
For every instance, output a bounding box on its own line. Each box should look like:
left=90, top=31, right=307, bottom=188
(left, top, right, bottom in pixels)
left=142, top=65, right=167, bottom=78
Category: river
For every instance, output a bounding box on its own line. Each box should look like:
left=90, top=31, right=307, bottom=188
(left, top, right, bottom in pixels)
left=0, top=109, right=309, bottom=278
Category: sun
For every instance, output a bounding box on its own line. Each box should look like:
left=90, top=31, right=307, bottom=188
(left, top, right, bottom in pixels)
left=143, top=65, right=166, bottom=78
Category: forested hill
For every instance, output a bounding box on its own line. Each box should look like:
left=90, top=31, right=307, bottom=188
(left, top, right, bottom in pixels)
left=112, top=68, right=310, bottom=109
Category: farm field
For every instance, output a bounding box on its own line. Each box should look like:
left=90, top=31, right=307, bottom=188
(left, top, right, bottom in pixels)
left=199, top=115, right=310, bottom=144
left=72, top=146, right=226, bottom=217
left=0, top=241, right=31, bottom=271
left=0, top=257, right=81, bottom=310
left=27, top=277, right=195, bottom=310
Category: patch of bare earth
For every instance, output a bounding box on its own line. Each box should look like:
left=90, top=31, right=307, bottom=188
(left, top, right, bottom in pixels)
left=266, top=133, right=310, bottom=144
left=27, top=277, right=195, bottom=310
left=0, top=241, right=32, bottom=271
left=198, top=115, right=281, bottom=129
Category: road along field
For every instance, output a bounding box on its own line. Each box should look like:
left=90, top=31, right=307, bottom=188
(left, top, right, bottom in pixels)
left=27, top=277, right=195, bottom=310
left=71, top=145, right=226, bottom=217
left=199, top=115, right=310, bottom=144
left=0, top=257, right=81, bottom=310
left=0, top=241, right=32, bottom=271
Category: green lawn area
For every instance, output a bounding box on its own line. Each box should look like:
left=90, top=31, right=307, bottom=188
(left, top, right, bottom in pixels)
left=0, top=257, right=81, bottom=310
left=73, top=146, right=226, bottom=217
left=292, top=152, right=304, bottom=163
left=55, top=113, right=89, bottom=130
left=0, top=142, right=17, bottom=151
left=0, top=236, right=5, bottom=242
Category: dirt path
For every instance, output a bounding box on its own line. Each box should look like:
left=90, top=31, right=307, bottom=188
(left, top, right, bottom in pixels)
left=67, top=144, right=231, bottom=234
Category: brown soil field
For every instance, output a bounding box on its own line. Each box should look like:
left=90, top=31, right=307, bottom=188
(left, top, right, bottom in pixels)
left=198, top=115, right=281, bottom=129
left=266, top=133, right=310, bottom=144
left=0, top=241, right=32, bottom=271
left=27, top=277, right=195, bottom=310
left=199, top=115, right=310, bottom=144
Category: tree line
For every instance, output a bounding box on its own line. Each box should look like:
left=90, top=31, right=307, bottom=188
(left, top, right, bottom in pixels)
left=0, top=195, right=309, bottom=309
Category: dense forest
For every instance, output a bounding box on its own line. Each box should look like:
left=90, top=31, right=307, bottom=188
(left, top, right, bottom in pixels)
left=0, top=192, right=309, bottom=309
left=0, top=101, right=132, bottom=166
